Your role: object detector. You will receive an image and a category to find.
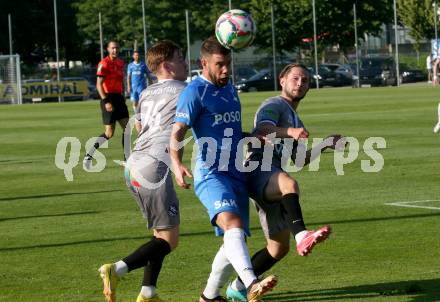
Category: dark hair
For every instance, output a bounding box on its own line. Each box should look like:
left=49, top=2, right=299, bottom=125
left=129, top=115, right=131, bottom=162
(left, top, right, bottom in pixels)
left=133, top=50, right=139, bottom=54
left=146, top=40, right=182, bottom=74
left=200, top=36, right=230, bottom=58
left=279, top=63, right=310, bottom=80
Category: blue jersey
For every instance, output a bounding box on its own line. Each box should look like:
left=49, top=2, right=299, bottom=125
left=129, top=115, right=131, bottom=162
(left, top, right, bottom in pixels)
left=127, top=61, right=148, bottom=90
left=175, top=76, right=245, bottom=183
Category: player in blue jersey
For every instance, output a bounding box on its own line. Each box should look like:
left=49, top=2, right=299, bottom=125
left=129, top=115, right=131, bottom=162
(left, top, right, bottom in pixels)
left=170, top=36, right=277, bottom=302
left=127, top=50, right=149, bottom=112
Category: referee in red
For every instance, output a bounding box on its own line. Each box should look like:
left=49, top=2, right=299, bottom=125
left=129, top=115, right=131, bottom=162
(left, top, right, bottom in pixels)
left=84, top=40, right=129, bottom=169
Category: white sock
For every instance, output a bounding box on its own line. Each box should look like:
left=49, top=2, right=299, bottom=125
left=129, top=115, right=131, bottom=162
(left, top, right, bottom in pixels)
left=140, top=286, right=156, bottom=298
left=114, top=260, right=128, bottom=277
left=202, top=245, right=234, bottom=299
left=223, top=228, right=256, bottom=288
left=437, top=103, right=440, bottom=121
left=230, top=278, right=246, bottom=291
left=295, top=230, right=309, bottom=244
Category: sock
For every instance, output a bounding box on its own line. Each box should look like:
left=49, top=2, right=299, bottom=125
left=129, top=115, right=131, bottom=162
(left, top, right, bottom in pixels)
left=234, top=247, right=279, bottom=291
left=123, top=237, right=171, bottom=272
left=202, top=245, right=234, bottom=299
left=142, top=253, right=165, bottom=287
left=114, top=260, right=128, bottom=277
left=140, top=285, right=156, bottom=298
left=230, top=278, right=246, bottom=291
left=251, top=247, right=279, bottom=276
left=295, top=230, right=309, bottom=243
left=280, top=193, right=306, bottom=236
left=86, top=133, right=108, bottom=157
left=223, top=228, right=256, bottom=288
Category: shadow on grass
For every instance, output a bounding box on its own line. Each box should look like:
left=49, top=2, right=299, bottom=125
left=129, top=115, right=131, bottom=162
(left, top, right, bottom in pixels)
left=311, top=212, right=440, bottom=227
left=0, top=226, right=261, bottom=252
left=0, top=211, right=99, bottom=222
left=0, top=189, right=123, bottom=202
left=0, top=160, right=34, bottom=164
left=1, top=212, right=440, bottom=252
left=263, top=279, right=440, bottom=301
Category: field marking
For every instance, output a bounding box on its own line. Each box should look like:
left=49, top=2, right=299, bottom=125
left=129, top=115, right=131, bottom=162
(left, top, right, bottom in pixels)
left=385, top=199, right=440, bottom=210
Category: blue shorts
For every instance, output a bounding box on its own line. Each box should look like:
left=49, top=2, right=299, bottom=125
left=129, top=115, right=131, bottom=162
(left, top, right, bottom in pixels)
left=130, top=87, right=145, bottom=102
left=194, top=173, right=250, bottom=237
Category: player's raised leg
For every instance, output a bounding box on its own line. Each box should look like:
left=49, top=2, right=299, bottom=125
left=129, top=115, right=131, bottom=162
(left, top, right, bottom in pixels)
left=263, top=171, right=331, bottom=256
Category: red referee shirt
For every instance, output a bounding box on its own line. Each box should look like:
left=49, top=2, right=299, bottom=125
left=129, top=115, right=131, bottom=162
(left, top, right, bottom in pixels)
left=97, top=56, right=124, bottom=94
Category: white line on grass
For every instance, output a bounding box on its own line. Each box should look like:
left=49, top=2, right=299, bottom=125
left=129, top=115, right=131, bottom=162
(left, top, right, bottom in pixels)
left=385, top=199, right=440, bottom=210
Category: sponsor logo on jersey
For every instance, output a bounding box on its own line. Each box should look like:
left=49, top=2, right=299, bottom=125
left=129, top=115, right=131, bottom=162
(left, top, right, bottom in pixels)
left=214, top=199, right=238, bottom=209
left=212, top=111, right=241, bottom=126
left=176, top=111, right=189, bottom=119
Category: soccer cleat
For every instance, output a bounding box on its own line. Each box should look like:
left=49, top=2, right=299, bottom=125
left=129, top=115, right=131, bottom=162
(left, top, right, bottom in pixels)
left=83, top=154, right=93, bottom=170
left=296, top=225, right=331, bottom=256
left=113, top=160, right=126, bottom=167
left=433, top=122, right=440, bottom=133
left=136, top=294, right=164, bottom=302
left=98, top=263, right=120, bottom=302
left=199, top=294, right=228, bottom=302
left=247, top=275, right=278, bottom=302
left=226, top=284, right=248, bottom=302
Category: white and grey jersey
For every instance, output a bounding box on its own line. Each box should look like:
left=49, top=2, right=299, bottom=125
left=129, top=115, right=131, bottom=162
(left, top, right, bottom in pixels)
left=134, top=80, right=186, bottom=152
left=247, top=96, right=305, bottom=167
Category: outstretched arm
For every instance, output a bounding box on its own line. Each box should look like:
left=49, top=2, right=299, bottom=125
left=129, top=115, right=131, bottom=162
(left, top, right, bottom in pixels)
left=255, top=122, right=309, bottom=140
left=170, top=122, right=193, bottom=189
left=302, top=134, right=345, bottom=166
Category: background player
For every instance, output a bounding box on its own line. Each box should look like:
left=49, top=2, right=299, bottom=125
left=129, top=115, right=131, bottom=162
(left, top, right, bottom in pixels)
left=83, top=40, right=129, bottom=168
left=127, top=50, right=149, bottom=112
left=227, top=63, right=344, bottom=301
left=170, top=36, right=277, bottom=302
left=98, top=40, right=187, bottom=302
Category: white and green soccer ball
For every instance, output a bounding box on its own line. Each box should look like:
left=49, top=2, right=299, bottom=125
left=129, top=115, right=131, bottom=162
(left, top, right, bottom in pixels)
left=215, top=9, right=256, bottom=50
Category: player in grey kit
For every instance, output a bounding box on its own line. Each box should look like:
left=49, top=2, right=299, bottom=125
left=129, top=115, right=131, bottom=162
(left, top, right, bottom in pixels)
left=98, top=40, right=187, bottom=302
left=227, top=63, right=345, bottom=301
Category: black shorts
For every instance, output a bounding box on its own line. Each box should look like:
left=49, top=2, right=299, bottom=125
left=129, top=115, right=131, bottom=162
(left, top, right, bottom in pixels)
left=100, top=93, right=129, bottom=125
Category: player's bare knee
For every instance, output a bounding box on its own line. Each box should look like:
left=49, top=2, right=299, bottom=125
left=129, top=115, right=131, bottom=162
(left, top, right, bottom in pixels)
left=216, top=212, right=243, bottom=231
left=267, top=243, right=289, bottom=260
left=280, top=177, right=299, bottom=195
left=155, top=229, right=179, bottom=251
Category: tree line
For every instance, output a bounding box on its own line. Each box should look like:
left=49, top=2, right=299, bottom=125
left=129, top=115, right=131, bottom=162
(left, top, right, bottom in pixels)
left=0, top=0, right=436, bottom=67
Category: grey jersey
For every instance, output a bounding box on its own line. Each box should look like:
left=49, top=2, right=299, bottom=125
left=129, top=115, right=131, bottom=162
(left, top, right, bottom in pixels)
left=248, top=96, right=305, bottom=167
left=134, top=80, right=186, bottom=152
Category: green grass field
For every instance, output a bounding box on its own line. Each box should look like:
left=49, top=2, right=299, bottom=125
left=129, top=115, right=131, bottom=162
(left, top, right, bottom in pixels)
left=1, top=85, right=439, bottom=302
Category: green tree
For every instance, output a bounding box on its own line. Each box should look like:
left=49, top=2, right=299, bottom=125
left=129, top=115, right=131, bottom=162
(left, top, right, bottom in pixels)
left=397, top=0, right=436, bottom=55
left=0, top=0, right=54, bottom=63
left=248, top=0, right=394, bottom=56
left=0, top=0, right=83, bottom=68
left=74, top=0, right=212, bottom=62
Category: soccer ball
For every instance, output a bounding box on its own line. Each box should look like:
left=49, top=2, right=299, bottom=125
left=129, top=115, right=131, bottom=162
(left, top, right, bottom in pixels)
left=215, top=9, right=256, bottom=50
